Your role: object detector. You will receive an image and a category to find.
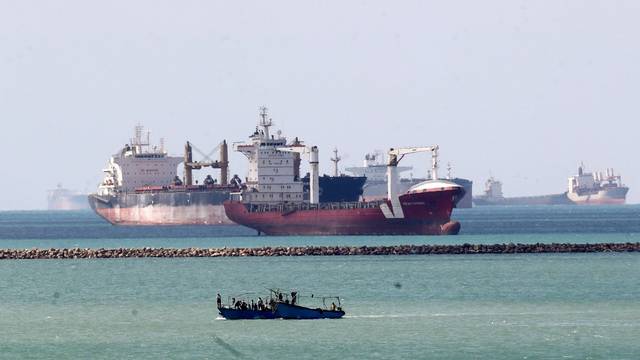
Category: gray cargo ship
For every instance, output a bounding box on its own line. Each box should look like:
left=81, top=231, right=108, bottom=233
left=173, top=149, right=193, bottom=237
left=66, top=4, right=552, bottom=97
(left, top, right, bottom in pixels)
left=473, top=177, right=571, bottom=206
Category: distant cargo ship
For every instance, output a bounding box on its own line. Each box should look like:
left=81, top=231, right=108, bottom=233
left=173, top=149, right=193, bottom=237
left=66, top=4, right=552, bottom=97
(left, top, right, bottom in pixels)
left=473, top=177, right=571, bottom=206
left=567, top=164, right=628, bottom=205
left=473, top=164, right=629, bottom=206
left=223, top=108, right=464, bottom=236
left=88, top=125, right=237, bottom=225
left=47, top=184, right=89, bottom=210
left=345, top=152, right=473, bottom=208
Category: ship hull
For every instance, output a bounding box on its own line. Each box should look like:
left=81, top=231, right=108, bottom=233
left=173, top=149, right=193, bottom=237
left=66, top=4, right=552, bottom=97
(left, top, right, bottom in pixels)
left=218, top=308, right=277, bottom=320
left=274, top=303, right=345, bottom=319
left=567, top=186, right=628, bottom=205
left=88, top=189, right=232, bottom=225
left=473, top=193, right=572, bottom=206
left=223, top=186, right=463, bottom=236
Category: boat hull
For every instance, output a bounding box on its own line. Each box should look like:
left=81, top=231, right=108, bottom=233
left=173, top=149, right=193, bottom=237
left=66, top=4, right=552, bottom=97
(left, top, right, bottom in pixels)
left=473, top=193, right=573, bottom=206
left=274, top=303, right=345, bottom=319
left=88, top=190, right=233, bottom=225
left=567, top=186, right=628, bottom=205
left=223, top=186, right=463, bottom=236
left=218, top=308, right=277, bottom=320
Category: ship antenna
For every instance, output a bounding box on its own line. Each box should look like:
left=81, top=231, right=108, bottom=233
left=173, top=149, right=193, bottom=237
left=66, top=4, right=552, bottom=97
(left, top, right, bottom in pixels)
left=132, top=123, right=145, bottom=153
left=258, top=106, right=273, bottom=139
left=330, top=148, right=342, bottom=177
left=447, top=162, right=452, bottom=180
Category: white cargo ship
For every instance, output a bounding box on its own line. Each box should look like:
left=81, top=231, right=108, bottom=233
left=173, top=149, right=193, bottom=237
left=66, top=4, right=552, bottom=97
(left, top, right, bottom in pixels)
left=88, top=125, right=236, bottom=225
left=567, top=164, right=628, bottom=205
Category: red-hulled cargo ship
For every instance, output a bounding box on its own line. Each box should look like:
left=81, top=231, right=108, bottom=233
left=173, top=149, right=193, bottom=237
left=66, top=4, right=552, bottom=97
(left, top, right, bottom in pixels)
left=223, top=107, right=464, bottom=236
left=224, top=180, right=463, bottom=235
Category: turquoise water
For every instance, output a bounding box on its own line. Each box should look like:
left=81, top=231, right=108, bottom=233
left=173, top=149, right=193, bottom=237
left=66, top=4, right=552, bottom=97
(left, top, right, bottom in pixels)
left=1, top=207, right=639, bottom=358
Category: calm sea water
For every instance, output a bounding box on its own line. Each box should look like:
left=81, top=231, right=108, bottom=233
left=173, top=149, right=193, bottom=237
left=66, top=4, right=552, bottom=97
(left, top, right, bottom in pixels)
left=0, top=206, right=639, bottom=359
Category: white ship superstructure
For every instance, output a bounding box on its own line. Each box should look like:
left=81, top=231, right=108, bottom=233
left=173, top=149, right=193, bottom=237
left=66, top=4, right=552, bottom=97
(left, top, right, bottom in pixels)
left=345, top=152, right=412, bottom=200
left=567, top=164, right=628, bottom=204
left=234, top=107, right=305, bottom=204
left=482, top=177, right=504, bottom=199
left=345, top=152, right=411, bottom=183
left=97, top=125, right=182, bottom=196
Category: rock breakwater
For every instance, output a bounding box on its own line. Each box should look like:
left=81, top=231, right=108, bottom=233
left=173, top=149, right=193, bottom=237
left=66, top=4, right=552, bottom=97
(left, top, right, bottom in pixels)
left=0, top=243, right=639, bottom=260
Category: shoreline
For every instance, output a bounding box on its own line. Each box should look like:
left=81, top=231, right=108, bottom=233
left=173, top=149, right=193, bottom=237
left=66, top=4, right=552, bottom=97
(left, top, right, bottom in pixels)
left=0, top=242, right=639, bottom=259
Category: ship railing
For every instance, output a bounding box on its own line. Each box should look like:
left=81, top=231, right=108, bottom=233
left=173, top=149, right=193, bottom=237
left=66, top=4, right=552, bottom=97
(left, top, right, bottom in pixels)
left=229, top=192, right=243, bottom=201
left=245, top=200, right=386, bottom=213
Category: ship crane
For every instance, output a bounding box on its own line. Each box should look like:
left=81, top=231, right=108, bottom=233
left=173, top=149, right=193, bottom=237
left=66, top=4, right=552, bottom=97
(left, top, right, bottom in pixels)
left=184, top=141, right=229, bottom=186
left=387, top=146, right=439, bottom=201
left=276, top=145, right=320, bottom=204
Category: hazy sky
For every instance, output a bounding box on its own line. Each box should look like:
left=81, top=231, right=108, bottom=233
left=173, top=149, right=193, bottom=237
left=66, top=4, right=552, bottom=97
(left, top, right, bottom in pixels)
left=1, top=0, right=639, bottom=210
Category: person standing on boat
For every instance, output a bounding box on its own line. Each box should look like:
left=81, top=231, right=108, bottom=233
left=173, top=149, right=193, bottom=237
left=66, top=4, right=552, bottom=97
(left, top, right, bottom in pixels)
left=291, top=292, right=297, bottom=305
left=216, top=293, right=222, bottom=309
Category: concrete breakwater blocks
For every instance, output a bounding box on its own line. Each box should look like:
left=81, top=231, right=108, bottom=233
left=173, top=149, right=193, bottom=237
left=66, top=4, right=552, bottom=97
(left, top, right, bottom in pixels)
left=0, top=243, right=639, bottom=259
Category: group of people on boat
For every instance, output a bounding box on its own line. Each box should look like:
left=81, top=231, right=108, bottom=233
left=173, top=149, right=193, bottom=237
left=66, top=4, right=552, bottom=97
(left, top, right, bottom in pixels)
left=217, top=294, right=269, bottom=311
left=216, top=291, right=299, bottom=311
left=216, top=289, right=345, bottom=320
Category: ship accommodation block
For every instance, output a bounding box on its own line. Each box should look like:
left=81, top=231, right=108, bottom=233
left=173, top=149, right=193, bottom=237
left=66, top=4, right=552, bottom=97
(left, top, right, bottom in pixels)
left=236, top=138, right=304, bottom=205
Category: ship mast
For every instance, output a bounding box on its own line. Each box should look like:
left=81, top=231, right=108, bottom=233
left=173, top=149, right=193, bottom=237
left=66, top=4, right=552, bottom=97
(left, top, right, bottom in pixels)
left=131, top=124, right=152, bottom=154
left=330, top=148, right=342, bottom=177
left=258, top=106, right=272, bottom=139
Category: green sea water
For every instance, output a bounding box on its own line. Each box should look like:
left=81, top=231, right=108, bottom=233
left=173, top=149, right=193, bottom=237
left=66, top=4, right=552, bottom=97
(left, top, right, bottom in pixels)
left=1, top=207, right=639, bottom=359
left=1, top=254, right=639, bottom=359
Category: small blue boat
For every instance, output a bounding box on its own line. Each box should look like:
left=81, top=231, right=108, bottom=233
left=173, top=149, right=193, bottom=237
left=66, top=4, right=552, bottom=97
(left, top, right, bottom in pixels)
left=217, top=290, right=345, bottom=320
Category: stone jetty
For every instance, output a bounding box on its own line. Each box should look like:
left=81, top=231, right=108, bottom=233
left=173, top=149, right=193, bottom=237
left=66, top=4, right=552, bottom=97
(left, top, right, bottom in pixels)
left=0, top=243, right=639, bottom=260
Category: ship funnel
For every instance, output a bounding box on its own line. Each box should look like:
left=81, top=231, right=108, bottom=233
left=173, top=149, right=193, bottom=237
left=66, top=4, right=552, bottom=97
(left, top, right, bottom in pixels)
left=309, top=146, right=320, bottom=205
